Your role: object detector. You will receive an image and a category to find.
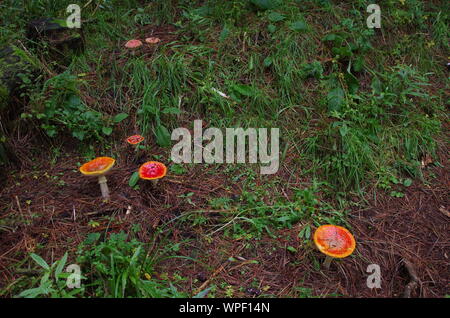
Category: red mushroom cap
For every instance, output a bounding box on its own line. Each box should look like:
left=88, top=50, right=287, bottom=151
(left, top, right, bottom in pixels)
left=125, top=39, right=143, bottom=49
left=313, top=225, right=356, bottom=258
left=126, top=135, right=145, bottom=145
left=79, top=157, right=115, bottom=177
left=138, top=161, right=167, bottom=180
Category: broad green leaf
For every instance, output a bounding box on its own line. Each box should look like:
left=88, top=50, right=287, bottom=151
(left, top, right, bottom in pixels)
left=18, top=287, right=43, bottom=298
left=30, top=253, right=50, bottom=270
left=129, top=171, right=140, bottom=187
left=327, top=87, right=345, bottom=112
left=290, top=21, right=308, bottom=32
left=102, top=126, right=113, bottom=135
left=155, top=124, right=171, bottom=148
left=339, top=124, right=349, bottom=137
left=403, top=178, right=413, bottom=187
left=268, top=11, right=285, bottom=22
left=323, top=34, right=337, bottom=42
left=72, top=130, right=85, bottom=140
left=84, top=232, right=101, bottom=245
left=231, top=84, right=257, bottom=97
left=113, top=113, right=129, bottom=123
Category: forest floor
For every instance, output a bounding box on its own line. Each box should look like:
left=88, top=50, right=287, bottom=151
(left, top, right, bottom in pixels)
left=1, top=132, right=448, bottom=297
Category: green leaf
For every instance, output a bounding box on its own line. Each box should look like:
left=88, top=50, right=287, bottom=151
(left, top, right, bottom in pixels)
left=102, top=126, right=113, bottom=136
left=353, top=56, right=364, bottom=72
left=267, top=24, right=276, bottom=33
left=403, top=178, right=413, bottom=187
left=371, top=76, right=383, bottom=94
left=322, top=34, right=337, bottom=42
left=289, top=21, right=308, bottom=32
left=344, top=71, right=359, bottom=94
left=250, top=0, right=282, bottom=10
left=161, top=107, right=181, bottom=115
left=287, top=246, right=297, bottom=253
left=71, top=130, right=85, bottom=140
left=55, top=252, right=68, bottom=279
left=170, top=164, right=186, bottom=175
left=193, top=286, right=214, bottom=298
left=231, top=84, right=257, bottom=97
left=263, top=56, right=273, bottom=67
left=305, top=226, right=311, bottom=239
left=155, top=124, right=171, bottom=148
left=113, top=113, right=129, bottom=123
left=18, top=287, right=44, bottom=298
left=219, top=24, right=230, bottom=42
left=30, top=253, right=50, bottom=270
left=268, top=11, right=285, bottom=22
left=84, top=232, right=101, bottom=245
left=327, top=87, right=345, bottom=112
left=129, top=171, right=140, bottom=187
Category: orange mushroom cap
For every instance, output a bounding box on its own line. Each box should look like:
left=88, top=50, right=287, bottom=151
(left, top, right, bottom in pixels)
left=80, top=157, right=116, bottom=177
left=138, top=161, right=167, bottom=180
left=313, top=225, right=356, bottom=258
left=125, top=39, right=143, bottom=49
left=126, top=135, right=145, bottom=145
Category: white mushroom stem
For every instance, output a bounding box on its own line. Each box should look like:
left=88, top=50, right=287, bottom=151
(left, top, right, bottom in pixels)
left=98, top=175, right=110, bottom=200
left=323, top=255, right=333, bottom=270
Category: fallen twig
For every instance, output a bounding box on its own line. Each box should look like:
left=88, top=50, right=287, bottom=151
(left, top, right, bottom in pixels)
left=403, top=259, right=419, bottom=298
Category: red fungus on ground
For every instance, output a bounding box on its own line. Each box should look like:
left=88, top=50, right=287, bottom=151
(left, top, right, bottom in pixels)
left=125, top=39, right=143, bottom=49
left=313, top=224, right=356, bottom=270
left=126, top=135, right=145, bottom=145
left=138, top=161, right=167, bottom=186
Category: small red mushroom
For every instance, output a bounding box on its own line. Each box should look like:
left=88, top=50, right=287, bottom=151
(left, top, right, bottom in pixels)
left=125, top=39, right=143, bottom=49
left=138, top=161, right=167, bottom=186
left=125, top=39, right=143, bottom=56
left=126, top=135, right=145, bottom=145
left=126, top=135, right=145, bottom=161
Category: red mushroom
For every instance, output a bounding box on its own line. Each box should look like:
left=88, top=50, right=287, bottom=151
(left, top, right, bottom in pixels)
left=138, top=161, right=167, bottom=186
left=313, top=224, right=356, bottom=270
left=126, top=135, right=145, bottom=145
left=79, top=157, right=116, bottom=201
left=125, top=39, right=142, bottom=56
left=126, top=135, right=145, bottom=161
